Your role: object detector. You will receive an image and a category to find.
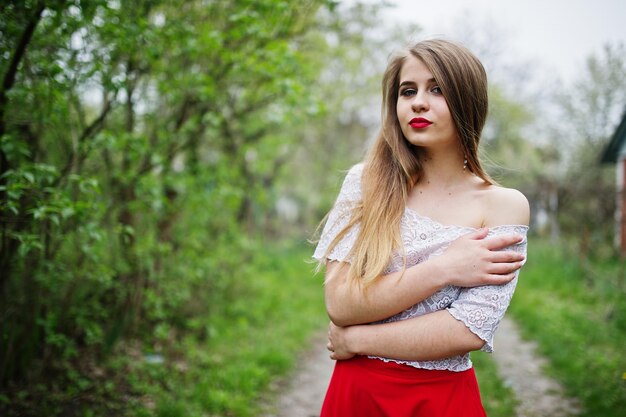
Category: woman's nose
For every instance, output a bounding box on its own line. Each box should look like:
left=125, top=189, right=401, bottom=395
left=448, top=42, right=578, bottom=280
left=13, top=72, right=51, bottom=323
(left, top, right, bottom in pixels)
left=411, top=92, right=428, bottom=112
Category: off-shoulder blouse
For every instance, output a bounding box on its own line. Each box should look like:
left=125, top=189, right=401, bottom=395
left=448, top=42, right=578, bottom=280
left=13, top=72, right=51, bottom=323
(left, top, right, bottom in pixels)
left=313, top=164, right=528, bottom=372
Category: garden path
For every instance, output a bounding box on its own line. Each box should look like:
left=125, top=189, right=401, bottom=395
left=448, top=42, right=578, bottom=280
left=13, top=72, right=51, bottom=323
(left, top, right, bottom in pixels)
left=491, top=317, right=580, bottom=417
left=262, top=317, right=580, bottom=417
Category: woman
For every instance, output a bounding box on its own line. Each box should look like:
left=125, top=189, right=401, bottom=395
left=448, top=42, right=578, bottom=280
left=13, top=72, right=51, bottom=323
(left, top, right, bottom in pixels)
left=313, top=39, right=529, bottom=417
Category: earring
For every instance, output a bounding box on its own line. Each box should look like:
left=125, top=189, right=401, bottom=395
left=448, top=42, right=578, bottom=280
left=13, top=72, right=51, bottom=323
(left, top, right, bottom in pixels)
left=463, top=156, right=468, bottom=170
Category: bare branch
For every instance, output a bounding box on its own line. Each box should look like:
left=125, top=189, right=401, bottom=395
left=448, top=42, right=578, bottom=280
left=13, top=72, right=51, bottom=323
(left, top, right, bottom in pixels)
left=0, top=1, right=46, bottom=139
left=56, top=98, right=114, bottom=182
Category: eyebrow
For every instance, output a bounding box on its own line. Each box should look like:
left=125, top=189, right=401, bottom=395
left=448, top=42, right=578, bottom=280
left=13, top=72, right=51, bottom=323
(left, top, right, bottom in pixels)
left=399, top=78, right=437, bottom=87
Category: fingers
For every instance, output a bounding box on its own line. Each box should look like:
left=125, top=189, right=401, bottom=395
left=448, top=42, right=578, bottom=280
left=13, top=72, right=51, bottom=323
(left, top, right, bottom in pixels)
left=327, top=341, right=338, bottom=360
left=465, top=227, right=489, bottom=240
left=483, top=234, right=524, bottom=250
left=484, top=260, right=524, bottom=275
left=488, top=250, right=525, bottom=264
left=484, top=272, right=518, bottom=285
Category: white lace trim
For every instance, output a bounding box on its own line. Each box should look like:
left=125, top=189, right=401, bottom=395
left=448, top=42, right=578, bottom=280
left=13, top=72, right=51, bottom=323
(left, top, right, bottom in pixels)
left=313, top=164, right=529, bottom=372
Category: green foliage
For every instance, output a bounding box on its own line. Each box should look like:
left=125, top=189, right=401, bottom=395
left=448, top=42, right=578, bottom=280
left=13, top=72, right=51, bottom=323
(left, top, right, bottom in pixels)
left=125, top=243, right=326, bottom=417
left=509, top=239, right=626, bottom=417
left=0, top=0, right=335, bottom=411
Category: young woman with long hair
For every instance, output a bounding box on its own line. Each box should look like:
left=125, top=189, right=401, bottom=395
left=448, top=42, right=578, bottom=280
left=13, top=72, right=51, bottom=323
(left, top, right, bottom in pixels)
left=313, top=39, right=529, bottom=416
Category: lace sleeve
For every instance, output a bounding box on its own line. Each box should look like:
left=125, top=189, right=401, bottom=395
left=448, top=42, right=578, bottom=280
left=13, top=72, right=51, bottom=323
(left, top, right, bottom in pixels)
left=446, top=225, right=529, bottom=353
left=312, top=164, right=363, bottom=263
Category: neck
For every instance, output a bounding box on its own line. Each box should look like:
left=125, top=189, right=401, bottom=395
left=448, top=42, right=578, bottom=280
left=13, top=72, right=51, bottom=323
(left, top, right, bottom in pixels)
left=416, top=149, right=470, bottom=189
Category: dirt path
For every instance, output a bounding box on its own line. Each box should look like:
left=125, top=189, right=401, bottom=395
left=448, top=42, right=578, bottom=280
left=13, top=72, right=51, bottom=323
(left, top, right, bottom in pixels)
left=491, top=317, right=580, bottom=417
left=264, top=317, right=580, bottom=417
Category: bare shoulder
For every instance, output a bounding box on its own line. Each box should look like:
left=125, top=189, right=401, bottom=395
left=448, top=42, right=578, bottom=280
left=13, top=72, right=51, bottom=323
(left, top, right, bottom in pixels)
left=481, top=185, right=530, bottom=227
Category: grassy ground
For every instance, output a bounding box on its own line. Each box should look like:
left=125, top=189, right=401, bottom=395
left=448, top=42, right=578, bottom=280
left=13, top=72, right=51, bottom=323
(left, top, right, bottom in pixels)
left=473, top=351, right=519, bottom=416
left=508, top=238, right=626, bottom=417
left=125, top=241, right=328, bottom=417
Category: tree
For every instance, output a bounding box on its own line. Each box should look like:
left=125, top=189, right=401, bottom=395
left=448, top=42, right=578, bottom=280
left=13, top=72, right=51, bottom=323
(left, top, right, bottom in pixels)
left=553, top=42, right=626, bottom=258
left=0, top=0, right=334, bottom=408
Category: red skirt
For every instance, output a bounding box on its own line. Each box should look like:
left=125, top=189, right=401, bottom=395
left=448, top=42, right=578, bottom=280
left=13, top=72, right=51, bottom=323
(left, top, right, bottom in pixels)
left=320, top=356, right=487, bottom=417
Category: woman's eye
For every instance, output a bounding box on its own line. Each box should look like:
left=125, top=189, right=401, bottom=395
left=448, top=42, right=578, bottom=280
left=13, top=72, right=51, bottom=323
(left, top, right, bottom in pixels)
left=431, top=86, right=442, bottom=94
left=401, top=89, right=417, bottom=97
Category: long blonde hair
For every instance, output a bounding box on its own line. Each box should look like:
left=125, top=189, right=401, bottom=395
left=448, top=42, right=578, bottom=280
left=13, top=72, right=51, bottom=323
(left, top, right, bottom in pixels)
left=324, top=39, right=494, bottom=286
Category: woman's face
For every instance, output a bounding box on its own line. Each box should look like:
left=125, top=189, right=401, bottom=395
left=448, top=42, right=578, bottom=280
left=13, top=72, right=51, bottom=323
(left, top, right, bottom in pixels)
left=396, top=55, right=458, bottom=151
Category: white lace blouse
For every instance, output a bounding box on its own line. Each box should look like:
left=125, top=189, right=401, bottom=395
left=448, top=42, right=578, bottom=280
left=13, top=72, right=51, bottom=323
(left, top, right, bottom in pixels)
left=313, top=164, right=528, bottom=372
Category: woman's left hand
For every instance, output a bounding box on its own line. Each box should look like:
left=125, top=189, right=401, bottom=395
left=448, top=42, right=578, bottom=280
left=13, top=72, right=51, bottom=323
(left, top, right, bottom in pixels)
left=327, top=321, right=357, bottom=360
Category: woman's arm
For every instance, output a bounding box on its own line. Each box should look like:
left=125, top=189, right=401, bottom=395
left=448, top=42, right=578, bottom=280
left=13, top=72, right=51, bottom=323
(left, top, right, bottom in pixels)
left=327, top=310, right=484, bottom=361
left=325, top=228, right=525, bottom=326
left=328, top=234, right=525, bottom=361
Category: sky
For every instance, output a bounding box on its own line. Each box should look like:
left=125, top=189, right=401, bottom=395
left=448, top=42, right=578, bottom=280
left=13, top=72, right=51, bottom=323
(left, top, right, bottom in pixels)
left=377, top=0, right=626, bottom=84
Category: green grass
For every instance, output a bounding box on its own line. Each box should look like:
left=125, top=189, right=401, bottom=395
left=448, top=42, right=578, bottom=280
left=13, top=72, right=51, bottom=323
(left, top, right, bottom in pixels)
left=127, top=241, right=328, bottom=417
left=508, top=238, right=626, bottom=417
left=473, top=351, right=519, bottom=416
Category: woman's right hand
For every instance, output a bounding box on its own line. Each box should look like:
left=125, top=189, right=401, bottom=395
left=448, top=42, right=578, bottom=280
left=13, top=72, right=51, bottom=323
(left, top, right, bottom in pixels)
left=433, top=228, right=525, bottom=288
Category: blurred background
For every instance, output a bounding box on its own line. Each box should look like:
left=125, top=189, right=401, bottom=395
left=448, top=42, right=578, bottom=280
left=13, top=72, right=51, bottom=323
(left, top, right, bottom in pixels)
left=0, top=0, right=624, bottom=416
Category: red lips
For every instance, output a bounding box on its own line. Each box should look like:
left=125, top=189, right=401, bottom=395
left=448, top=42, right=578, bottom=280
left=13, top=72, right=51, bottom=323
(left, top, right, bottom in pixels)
left=409, top=117, right=432, bottom=129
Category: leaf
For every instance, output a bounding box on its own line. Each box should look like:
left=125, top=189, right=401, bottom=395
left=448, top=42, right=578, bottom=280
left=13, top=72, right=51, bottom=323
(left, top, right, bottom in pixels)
left=23, top=172, right=35, bottom=183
